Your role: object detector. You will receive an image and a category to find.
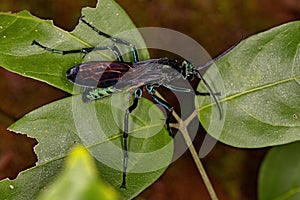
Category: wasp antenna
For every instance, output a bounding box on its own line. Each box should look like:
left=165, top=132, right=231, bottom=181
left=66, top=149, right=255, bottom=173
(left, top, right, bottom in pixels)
left=200, top=35, right=244, bottom=69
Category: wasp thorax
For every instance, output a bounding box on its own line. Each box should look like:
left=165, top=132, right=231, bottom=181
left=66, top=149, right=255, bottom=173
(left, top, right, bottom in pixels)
left=181, top=60, right=196, bottom=80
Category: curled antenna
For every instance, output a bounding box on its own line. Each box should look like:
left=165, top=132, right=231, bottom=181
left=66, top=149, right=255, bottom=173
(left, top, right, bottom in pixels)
left=200, top=36, right=244, bottom=69
left=196, top=36, right=244, bottom=119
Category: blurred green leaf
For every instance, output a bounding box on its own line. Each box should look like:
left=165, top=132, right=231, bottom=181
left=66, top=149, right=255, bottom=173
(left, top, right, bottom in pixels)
left=198, top=21, right=300, bottom=148
left=258, top=142, right=300, bottom=200
left=37, top=145, right=118, bottom=200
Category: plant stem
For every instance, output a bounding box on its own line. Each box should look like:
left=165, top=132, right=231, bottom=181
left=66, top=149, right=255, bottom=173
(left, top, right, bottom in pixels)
left=155, top=91, right=218, bottom=200
left=180, top=125, right=218, bottom=200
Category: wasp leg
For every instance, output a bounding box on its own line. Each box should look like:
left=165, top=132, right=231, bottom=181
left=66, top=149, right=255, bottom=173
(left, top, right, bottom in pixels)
left=163, top=84, right=221, bottom=96
left=32, top=17, right=140, bottom=62
left=195, top=71, right=222, bottom=119
left=121, top=88, right=142, bottom=189
left=163, top=84, right=192, bottom=93
left=195, top=91, right=221, bottom=96
left=146, top=84, right=174, bottom=137
left=31, top=40, right=125, bottom=62
left=80, top=16, right=139, bottom=62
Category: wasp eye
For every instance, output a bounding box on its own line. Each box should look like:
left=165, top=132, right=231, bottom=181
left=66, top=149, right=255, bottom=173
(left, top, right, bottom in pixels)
left=66, top=65, right=79, bottom=82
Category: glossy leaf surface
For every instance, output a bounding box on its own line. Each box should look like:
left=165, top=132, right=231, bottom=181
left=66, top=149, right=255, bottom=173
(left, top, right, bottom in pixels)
left=0, top=0, right=171, bottom=199
left=0, top=0, right=148, bottom=94
left=1, top=94, right=173, bottom=199
left=198, top=21, right=300, bottom=148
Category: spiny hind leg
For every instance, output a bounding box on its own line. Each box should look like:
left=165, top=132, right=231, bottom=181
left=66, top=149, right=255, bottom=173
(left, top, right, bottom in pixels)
left=80, top=16, right=139, bottom=62
left=121, top=88, right=142, bottom=188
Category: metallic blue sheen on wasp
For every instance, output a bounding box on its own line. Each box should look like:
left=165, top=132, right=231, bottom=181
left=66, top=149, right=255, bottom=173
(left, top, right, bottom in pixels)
left=32, top=16, right=239, bottom=188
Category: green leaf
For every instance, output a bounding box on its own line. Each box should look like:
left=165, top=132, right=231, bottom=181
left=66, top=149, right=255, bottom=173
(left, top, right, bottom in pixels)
left=37, top=145, right=118, bottom=200
left=0, top=94, right=173, bottom=199
left=258, top=142, right=300, bottom=200
left=198, top=21, right=300, bottom=148
left=0, top=0, right=172, bottom=199
left=0, top=0, right=148, bottom=94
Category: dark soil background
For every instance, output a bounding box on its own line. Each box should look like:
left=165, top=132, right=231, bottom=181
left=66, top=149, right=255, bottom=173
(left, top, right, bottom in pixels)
left=0, top=0, right=299, bottom=199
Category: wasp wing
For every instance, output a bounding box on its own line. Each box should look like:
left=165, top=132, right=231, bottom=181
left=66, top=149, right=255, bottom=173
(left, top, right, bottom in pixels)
left=114, top=59, right=182, bottom=89
left=66, top=61, right=133, bottom=88
left=66, top=59, right=183, bottom=92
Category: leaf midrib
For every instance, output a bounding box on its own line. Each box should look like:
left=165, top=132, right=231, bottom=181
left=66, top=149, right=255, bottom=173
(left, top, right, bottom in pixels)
left=1, top=12, right=114, bottom=61
left=199, top=74, right=300, bottom=111
left=27, top=121, right=164, bottom=173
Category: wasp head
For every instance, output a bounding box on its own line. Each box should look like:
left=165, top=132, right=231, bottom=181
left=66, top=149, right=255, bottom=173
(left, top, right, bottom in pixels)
left=66, top=65, right=79, bottom=83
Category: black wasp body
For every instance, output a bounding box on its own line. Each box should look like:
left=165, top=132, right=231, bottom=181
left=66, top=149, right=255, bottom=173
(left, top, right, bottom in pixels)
left=32, top=16, right=237, bottom=189
left=66, top=58, right=206, bottom=102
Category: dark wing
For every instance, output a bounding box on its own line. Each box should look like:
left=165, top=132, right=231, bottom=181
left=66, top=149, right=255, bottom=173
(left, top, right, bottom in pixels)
left=115, top=59, right=182, bottom=89
left=66, top=61, right=133, bottom=88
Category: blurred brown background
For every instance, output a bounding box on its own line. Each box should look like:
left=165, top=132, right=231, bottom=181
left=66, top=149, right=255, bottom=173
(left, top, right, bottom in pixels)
left=0, top=0, right=299, bottom=199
